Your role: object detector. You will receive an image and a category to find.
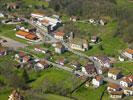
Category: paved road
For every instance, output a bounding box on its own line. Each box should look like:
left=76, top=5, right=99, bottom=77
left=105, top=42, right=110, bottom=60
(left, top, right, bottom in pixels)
left=23, top=47, right=95, bottom=78
left=0, top=36, right=27, bottom=49
left=103, top=77, right=120, bottom=85
left=45, top=60, right=95, bottom=77
left=24, top=47, right=120, bottom=85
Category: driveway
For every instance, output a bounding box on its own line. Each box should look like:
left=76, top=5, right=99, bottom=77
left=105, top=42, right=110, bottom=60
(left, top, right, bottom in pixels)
left=0, top=36, right=28, bottom=49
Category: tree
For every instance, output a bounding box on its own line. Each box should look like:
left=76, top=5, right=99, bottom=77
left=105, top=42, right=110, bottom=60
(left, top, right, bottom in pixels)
left=99, top=45, right=104, bottom=50
left=8, top=74, right=26, bottom=89
left=22, top=69, right=29, bottom=83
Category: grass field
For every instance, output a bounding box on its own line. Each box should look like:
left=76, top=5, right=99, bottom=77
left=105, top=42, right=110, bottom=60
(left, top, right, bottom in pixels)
left=30, top=67, right=79, bottom=89
left=0, top=24, right=28, bottom=44
left=23, top=0, right=49, bottom=8
left=73, top=85, right=109, bottom=100
left=0, top=87, right=12, bottom=100
left=114, top=62, right=133, bottom=75
left=73, top=20, right=127, bottom=57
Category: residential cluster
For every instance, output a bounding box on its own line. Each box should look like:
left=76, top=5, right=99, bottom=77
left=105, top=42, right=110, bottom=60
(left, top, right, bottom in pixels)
left=0, top=10, right=132, bottom=100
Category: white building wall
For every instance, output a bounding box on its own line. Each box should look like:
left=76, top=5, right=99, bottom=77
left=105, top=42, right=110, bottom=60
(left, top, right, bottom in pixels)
left=108, top=73, right=117, bottom=80
left=70, top=44, right=85, bottom=51
left=120, top=81, right=128, bottom=87
left=82, top=67, right=88, bottom=75
left=36, top=63, right=44, bottom=69
left=123, top=52, right=133, bottom=59
left=124, top=90, right=133, bottom=96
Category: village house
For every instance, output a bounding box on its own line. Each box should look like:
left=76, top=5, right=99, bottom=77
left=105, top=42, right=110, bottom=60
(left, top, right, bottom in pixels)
left=120, top=75, right=133, bottom=87
left=69, top=38, right=89, bottom=51
left=54, top=31, right=66, bottom=41
left=99, top=19, right=107, bottom=25
left=71, top=61, right=81, bottom=70
left=122, top=48, right=133, bottom=59
left=2, top=18, right=23, bottom=25
left=119, top=55, right=125, bottom=62
left=31, top=13, right=44, bottom=18
left=92, top=76, right=103, bottom=87
left=15, top=52, right=31, bottom=63
left=16, top=30, right=39, bottom=41
left=110, top=91, right=124, bottom=99
left=82, top=64, right=97, bottom=75
left=70, top=16, right=79, bottom=22
left=89, top=19, right=95, bottom=24
left=8, top=90, right=24, bottom=100
left=93, top=56, right=112, bottom=68
left=34, top=46, right=48, bottom=54
left=107, top=83, right=122, bottom=93
left=124, top=86, right=133, bottom=96
left=38, top=16, right=62, bottom=31
left=0, top=13, right=4, bottom=18
left=40, top=19, right=50, bottom=28
left=108, top=68, right=122, bottom=80
left=7, top=3, right=19, bottom=10
left=55, top=58, right=68, bottom=65
left=52, top=14, right=60, bottom=20
left=0, top=46, right=7, bottom=56
left=34, top=60, right=49, bottom=70
left=90, top=36, right=99, bottom=43
left=55, top=42, right=65, bottom=54
left=97, top=67, right=109, bottom=75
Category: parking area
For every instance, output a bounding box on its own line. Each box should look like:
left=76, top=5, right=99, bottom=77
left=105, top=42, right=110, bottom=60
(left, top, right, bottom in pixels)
left=0, top=36, right=28, bottom=49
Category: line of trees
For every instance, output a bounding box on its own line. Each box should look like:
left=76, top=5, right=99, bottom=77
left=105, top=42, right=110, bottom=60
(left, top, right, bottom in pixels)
left=49, top=0, right=117, bottom=18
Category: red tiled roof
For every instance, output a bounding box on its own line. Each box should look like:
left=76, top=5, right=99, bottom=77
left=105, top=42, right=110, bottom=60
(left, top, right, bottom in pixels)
left=125, top=48, right=133, bottom=54
left=95, top=76, right=103, bottom=81
left=110, top=91, right=123, bottom=95
left=18, top=52, right=26, bottom=58
left=0, top=47, right=6, bottom=52
left=16, top=31, right=29, bottom=36
left=108, top=83, right=121, bottom=89
left=23, top=56, right=30, bottom=62
left=55, top=31, right=65, bottom=36
left=41, top=19, right=49, bottom=24
left=17, top=30, right=38, bottom=40
left=38, top=61, right=48, bottom=65
left=122, top=75, right=133, bottom=83
left=25, top=34, right=37, bottom=40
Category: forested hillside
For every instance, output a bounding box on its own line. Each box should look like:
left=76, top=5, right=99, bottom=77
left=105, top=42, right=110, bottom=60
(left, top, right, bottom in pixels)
left=49, top=0, right=133, bottom=45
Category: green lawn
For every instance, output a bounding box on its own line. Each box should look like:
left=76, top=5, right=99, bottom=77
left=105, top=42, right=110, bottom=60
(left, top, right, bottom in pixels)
left=0, top=24, right=28, bottom=44
left=114, top=62, right=133, bottom=75
left=73, top=20, right=127, bottom=57
left=0, top=87, right=12, bottom=100
left=0, top=55, right=18, bottom=100
left=45, top=94, right=72, bottom=100
left=30, top=68, right=79, bottom=89
left=23, top=0, right=49, bottom=8
left=73, top=85, right=109, bottom=100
